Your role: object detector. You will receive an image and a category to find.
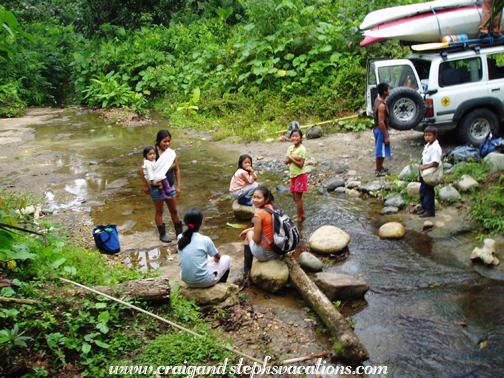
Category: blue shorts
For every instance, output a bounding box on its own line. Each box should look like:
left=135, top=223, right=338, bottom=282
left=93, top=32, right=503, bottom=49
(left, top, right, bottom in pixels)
left=150, top=184, right=161, bottom=200
left=374, top=129, right=391, bottom=158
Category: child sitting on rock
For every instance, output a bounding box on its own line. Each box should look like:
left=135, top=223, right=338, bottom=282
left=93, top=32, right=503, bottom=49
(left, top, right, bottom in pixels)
left=229, top=154, right=258, bottom=206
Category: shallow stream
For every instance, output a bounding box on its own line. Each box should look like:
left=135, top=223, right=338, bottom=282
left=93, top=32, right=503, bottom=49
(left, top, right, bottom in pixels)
left=18, top=108, right=504, bottom=377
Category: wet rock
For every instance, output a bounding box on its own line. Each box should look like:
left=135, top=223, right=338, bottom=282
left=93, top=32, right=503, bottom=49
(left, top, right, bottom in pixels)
left=179, top=283, right=240, bottom=306
left=485, top=152, right=504, bottom=172
left=327, top=180, right=345, bottom=191
left=317, top=187, right=329, bottom=195
left=379, top=222, right=405, bottom=239
left=422, top=221, right=434, bottom=229
left=314, top=273, right=369, bottom=301
left=306, top=125, right=324, bottom=139
left=251, top=259, right=289, bottom=293
left=336, top=167, right=347, bottom=174
left=299, top=252, right=323, bottom=272
left=439, top=186, right=461, bottom=202
left=106, top=179, right=129, bottom=189
left=407, top=182, right=421, bottom=196
left=398, top=164, right=419, bottom=180
left=359, top=182, right=383, bottom=193
left=334, top=187, right=346, bottom=194
left=232, top=200, right=257, bottom=221
left=471, top=239, right=499, bottom=265
left=384, top=194, right=405, bottom=208
left=454, top=175, right=479, bottom=192
left=228, top=270, right=245, bottom=286
left=89, top=161, right=98, bottom=165
left=381, top=206, right=399, bottom=215
left=346, top=181, right=361, bottom=189
left=276, top=185, right=290, bottom=192
left=309, top=225, right=350, bottom=254
left=345, top=189, right=361, bottom=197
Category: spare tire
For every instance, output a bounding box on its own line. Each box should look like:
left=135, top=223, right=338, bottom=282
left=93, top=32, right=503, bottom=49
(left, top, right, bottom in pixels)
left=386, top=87, right=425, bottom=130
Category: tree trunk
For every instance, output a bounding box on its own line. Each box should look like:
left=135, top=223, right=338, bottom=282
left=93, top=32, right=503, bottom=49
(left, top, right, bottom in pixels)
left=284, top=255, right=369, bottom=364
left=90, top=276, right=171, bottom=303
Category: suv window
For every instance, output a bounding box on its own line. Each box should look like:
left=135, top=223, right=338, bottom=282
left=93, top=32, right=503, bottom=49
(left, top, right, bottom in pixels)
left=378, top=65, right=419, bottom=89
left=439, top=57, right=482, bottom=87
left=487, top=53, right=504, bottom=80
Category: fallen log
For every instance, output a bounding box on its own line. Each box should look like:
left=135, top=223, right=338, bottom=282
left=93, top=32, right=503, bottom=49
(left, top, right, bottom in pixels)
left=284, top=254, right=369, bottom=364
left=0, top=297, right=41, bottom=305
left=89, top=276, right=171, bottom=304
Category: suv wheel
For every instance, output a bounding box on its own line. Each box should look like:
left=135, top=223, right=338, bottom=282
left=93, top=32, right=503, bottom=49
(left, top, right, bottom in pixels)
left=386, top=87, right=425, bottom=130
left=458, top=109, right=497, bottom=146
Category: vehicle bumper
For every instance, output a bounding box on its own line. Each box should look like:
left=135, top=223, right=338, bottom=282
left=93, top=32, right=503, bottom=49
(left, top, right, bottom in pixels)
left=414, top=119, right=457, bottom=133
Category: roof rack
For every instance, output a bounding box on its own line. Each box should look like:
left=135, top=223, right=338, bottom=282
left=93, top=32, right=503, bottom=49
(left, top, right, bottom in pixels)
left=402, top=36, right=504, bottom=55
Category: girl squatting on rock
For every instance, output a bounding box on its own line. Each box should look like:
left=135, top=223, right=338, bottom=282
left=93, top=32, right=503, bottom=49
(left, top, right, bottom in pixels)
left=229, top=154, right=258, bottom=206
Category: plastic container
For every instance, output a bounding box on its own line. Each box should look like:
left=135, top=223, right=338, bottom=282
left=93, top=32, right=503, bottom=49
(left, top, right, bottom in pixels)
left=442, top=34, right=469, bottom=43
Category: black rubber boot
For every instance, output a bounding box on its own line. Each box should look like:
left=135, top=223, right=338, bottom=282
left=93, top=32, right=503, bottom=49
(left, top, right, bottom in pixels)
left=244, top=245, right=253, bottom=274
left=157, top=224, right=172, bottom=243
left=174, top=221, right=183, bottom=237
left=219, top=269, right=230, bottom=283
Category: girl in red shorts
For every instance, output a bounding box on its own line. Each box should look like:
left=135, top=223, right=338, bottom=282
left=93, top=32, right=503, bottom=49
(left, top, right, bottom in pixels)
left=285, top=129, right=307, bottom=222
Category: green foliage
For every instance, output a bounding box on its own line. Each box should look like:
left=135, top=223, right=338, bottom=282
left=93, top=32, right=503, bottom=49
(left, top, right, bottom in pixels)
left=450, top=160, right=491, bottom=182
left=177, top=86, right=201, bottom=115
left=0, top=5, right=35, bottom=60
left=0, top=324, right=33, bottom=350
left=470, top=173, right=504, bottom=234
left=0, top=82, right=25, bottom=117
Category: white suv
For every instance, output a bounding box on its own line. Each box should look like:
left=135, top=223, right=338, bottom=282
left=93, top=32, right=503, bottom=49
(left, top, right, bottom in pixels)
left=366, top=45, right=504, bottom=145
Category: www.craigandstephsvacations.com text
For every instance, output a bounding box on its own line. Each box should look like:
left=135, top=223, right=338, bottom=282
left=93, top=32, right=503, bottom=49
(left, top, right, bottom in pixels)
left=108, top=357, right=388, bottom=376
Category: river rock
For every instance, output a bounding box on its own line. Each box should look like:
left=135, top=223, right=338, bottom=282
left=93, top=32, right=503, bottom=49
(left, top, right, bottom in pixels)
left=228, top=269, right=245, bottom=287
left=251, top=259, right=289, bottom=293
left=334, top=187, right=346, bottom=194
left=306, top=125, right=324, bottom=139
left=407, top=182, right=421, bottom=196
left=394, top=180, right=407, bottom=190
left=314, top=273, right=369, bottom=301
left=179, top=283, right=240, bottom=306
left=345, top=189, right=361, bottom=197
left=359, top=182, right=383, bottom=193
left=299, top=252, right=323, bottom=272
left=398, top=164, right=419, bottom=180
left=327, top=180, right=345, bottom=191
left=384, top=194, right=405, bottom=208
left=443, top=162, right=453, bottom=170
left=381, top=206, right=399, bottom=215
left=306, top=156, right=318, bottom=166
left=455, top=175, right=479, bottom=192
left=379, top=222, right=405, bottom=239
left=309, top=225, right=351, bottom=254
left=106, top=178, right=129, bottom=189
left=347, top=170, right=357, bottom=176
left=346, top=181, right=361, bottom=188
left=470, top=238, right=499, bottom=265
left=485, top=152, right=504, bottom=172
left=232, top=200, right=257, bottom=220
left=439, top=186, right=461, bottom=202
left=276, top=185, right=290, bottom=192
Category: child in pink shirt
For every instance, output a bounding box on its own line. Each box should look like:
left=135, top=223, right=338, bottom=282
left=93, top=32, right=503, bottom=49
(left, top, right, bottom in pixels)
left=229, top=154, right=258, bottom=206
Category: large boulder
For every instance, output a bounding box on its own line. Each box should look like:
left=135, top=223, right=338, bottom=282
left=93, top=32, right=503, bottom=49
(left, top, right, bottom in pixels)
left=359, top=182, right=383, bottom=193
left=470, top=238, right=499, bottom=265
left=378, top=222, right=405, bottom=239
left=314, top=273, right=369, bottom=301
left=178, top=283, right=240, bottom=305
left=398, top=164, right=419, bottom=180
left=345, top=189, right=361, bottom=197
left=454, top=175, right=479, bottom=192
left=306, top=125, right=324, bottom=139
left=309, top=225, right=351, bottom=254
left=232, top=200, right=257, bottom=220
left=346, top=181, right=361, bottom=189
left=438, top=186, right=461, bottom=202
left=384, top=194, right=405, bottom=208
left=485, top=152, right=504, bottom=172
left=251, top=259, right=289, bottom=293
left=407, top=182, right=421, bottom=196
left=299, top=252, right=323, bottom=272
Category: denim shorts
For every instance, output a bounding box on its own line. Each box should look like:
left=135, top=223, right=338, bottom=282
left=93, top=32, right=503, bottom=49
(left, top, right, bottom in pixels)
left=150, top=184, right=161, bottom=200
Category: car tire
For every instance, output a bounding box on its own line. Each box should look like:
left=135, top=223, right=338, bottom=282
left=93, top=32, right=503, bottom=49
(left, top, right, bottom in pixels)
left=385, top=87, right=425, bottom=130
left=457, top=108, right=497, bottom=146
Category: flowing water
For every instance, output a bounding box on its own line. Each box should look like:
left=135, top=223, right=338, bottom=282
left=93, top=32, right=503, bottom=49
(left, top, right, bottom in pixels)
left=16, top=108, right=504, bottom=377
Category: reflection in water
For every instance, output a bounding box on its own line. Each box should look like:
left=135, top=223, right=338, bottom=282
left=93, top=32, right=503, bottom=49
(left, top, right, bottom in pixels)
left=26, top=108, right=504, bottom=377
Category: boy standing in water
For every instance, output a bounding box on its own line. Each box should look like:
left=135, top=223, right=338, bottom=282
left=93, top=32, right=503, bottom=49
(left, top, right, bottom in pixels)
left=373, top=83, right=391, bottom=177
left=418, top=126, right=442, bottom=218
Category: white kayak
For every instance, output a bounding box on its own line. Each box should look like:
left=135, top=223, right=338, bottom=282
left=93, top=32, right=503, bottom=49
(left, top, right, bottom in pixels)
left=361, top=5, right=487, bottom=46
left=359, top=0, right=478, bottom=31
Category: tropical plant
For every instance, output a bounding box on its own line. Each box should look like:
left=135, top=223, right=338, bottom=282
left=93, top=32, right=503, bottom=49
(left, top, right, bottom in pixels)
left=177, top=87, right=201, bottom=116
left=0, top=5, right=35, bottom=60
